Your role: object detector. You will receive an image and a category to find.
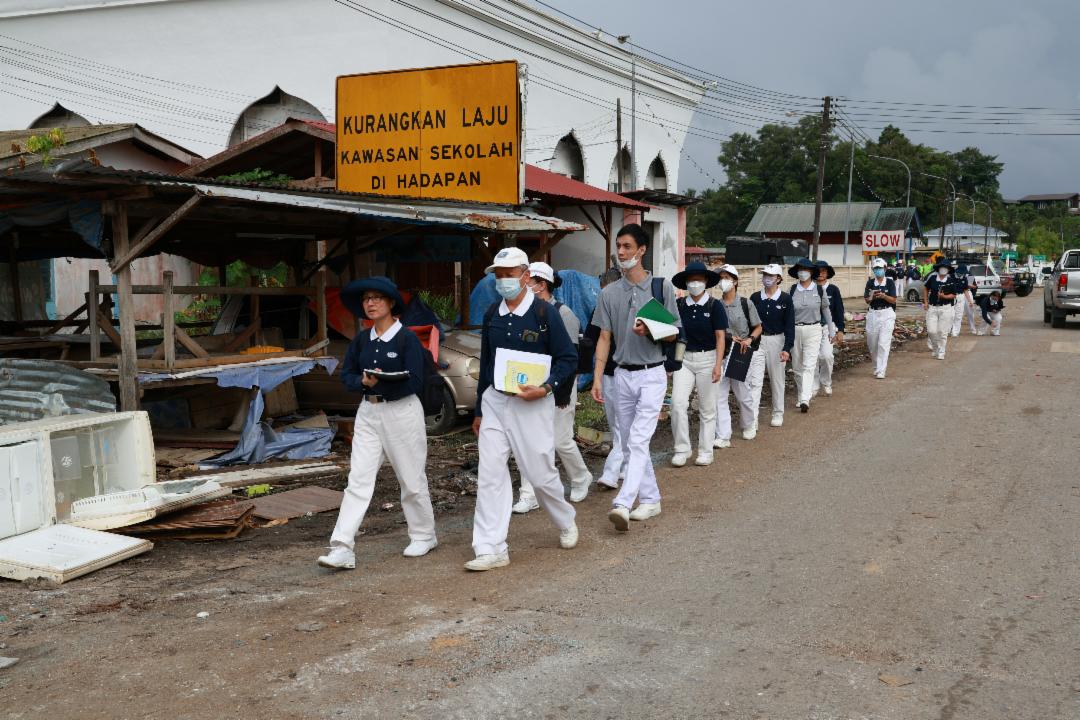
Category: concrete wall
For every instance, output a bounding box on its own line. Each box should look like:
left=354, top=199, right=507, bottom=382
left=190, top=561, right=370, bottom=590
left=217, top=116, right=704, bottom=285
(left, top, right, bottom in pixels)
left=709, top=265, right=873, bottom=301
left=0, top=0, right=703, bottom=195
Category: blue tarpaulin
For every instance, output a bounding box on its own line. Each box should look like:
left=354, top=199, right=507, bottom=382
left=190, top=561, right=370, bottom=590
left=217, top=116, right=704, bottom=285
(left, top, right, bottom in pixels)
left=0, top=199, right=103, bottom=258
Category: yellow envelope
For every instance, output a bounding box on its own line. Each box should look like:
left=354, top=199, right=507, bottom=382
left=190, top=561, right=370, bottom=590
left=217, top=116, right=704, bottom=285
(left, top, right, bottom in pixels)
left=503, top=360, right=549, bottom=393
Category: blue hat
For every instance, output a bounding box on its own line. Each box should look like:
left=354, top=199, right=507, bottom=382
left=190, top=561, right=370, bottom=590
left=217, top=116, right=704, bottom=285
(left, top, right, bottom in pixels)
left=672, top=261, right=720, bottom=290
left=933, top=259, right=952, bottom=271
left=814, top=259, right=835, bottom=279
left=787, top=257, right=817, bottom=278
left=341, top=276, right=405, bottom=318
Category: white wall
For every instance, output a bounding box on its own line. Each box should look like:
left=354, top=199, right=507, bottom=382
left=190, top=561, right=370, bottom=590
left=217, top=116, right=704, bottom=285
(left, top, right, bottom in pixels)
left=0, top=0, right=703, bottom=194
left=93, top=141, right=190, bottom=174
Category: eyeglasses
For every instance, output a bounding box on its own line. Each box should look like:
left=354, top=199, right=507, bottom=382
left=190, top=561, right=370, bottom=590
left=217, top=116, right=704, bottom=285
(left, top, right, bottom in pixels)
left=362, top=295, right=387, bottom=304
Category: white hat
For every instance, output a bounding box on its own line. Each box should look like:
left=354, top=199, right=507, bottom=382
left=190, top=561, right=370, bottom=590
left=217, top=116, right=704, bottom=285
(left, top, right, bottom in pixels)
left=485, top=246, right=530, bottom=275
left=871, top=258, right=887, bottom=268
left=717, top=264, right=739, bottom=280
left=761, top=263, right=784, bottom=276
left=527, top=261, right=556, bottom=285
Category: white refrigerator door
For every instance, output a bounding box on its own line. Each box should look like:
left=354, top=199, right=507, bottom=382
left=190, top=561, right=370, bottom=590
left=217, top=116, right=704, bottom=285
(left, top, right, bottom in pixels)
left=0, top=441, right=49, bottom=541
left=0, top=524, right=151, bottom=584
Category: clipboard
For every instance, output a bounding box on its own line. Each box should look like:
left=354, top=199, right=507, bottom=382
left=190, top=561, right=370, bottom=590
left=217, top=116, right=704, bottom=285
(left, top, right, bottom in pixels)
left=723, top=344, right=756, bottom=382
left=494, top=348, right=551, bottom=393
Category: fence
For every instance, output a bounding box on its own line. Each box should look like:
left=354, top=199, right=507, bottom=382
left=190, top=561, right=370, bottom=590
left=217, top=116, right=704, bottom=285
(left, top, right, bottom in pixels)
left=716, top=265, right=871, bottom=300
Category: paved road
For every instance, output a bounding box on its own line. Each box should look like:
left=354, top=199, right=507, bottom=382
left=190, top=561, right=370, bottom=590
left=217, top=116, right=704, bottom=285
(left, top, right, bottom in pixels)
left=4, top=296, right=1078, bottom=719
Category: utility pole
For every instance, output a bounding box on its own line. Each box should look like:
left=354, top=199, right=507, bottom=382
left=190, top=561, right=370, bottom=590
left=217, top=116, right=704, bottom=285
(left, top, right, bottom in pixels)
left=811, top=96, right=831, bottom=261
left=615, top=97, right=623, bottom=194
left=842, top=129, right=854, bottom=265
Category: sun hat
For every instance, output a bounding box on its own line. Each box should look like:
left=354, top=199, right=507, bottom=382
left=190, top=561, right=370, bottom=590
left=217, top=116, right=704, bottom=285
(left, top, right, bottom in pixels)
left=485, top=246, right=530, bottom=275
left=341, top=276, right=405, bottom=318
left=672, top=261, right=720, bottom=290
left=761, top=263, right=784, bottom=277
left=787, top=257, right=817, bottom=278
left=527, top=261, right=562, bottom=288
left=815, top=259, right=837, bottom=278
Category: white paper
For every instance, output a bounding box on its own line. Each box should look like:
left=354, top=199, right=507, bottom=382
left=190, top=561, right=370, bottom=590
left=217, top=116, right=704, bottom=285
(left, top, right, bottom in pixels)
left=494, top=348, right=551, bottom=392
left=637, top=318, right=679, bottom=342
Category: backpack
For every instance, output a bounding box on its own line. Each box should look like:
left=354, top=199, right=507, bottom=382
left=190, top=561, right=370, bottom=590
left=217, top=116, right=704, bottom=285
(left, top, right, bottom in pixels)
left=724, top=296, right=761, bottom=356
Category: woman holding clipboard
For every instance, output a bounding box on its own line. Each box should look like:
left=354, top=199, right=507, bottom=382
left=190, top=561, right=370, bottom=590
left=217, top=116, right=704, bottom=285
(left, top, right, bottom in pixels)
left=318, top=277, right=437, bottom=570
left=713, top=265, right=764, bottom=447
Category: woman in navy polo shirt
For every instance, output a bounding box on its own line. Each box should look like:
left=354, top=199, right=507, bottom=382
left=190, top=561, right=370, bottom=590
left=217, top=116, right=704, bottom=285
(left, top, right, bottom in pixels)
left=318, top=277, right=437, bottom=570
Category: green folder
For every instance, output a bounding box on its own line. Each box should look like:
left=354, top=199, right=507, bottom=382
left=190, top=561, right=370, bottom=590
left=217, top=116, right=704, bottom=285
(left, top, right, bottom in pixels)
left=636, top=297, right=677, bottom=324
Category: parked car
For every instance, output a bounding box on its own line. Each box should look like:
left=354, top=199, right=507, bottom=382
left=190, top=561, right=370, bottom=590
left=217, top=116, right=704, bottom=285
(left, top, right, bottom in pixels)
left=1043, top=249, right=1080, bottom=327
left=903, top=272, right=927, bottom=303
left=964, top=263, right=1004, bottom=297
left=1036, top=265, right=1053, bottom=287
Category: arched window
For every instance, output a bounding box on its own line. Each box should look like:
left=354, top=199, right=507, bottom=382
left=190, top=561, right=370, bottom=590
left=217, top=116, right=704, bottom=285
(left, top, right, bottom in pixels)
left=607, top=146, right=632, bottom=192
left=645, top=154, right=668, bottom=191
left=227, top=86, right=326, bottom=146
left=28, top=103, right=90, bottom=129
left=550, top=133, right=585, bottom=181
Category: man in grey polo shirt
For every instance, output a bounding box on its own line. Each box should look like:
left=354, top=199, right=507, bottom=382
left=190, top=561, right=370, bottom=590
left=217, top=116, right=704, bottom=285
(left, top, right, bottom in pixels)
left=591, top=223, right=681, bottom=531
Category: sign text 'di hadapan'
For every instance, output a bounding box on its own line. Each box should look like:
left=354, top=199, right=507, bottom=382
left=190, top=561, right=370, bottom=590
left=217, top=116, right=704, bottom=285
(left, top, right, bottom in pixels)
left=336, top=61, right=522, bottom=204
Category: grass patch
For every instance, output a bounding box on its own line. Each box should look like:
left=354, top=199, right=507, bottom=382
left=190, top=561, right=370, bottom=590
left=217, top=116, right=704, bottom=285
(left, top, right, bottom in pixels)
left=575, top=390, right=609, bottom=432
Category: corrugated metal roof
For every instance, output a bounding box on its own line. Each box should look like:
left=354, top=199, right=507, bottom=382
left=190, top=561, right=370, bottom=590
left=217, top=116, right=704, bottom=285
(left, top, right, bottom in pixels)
left=525, top=164, right=650, bottom=209
left=0, top=124, right=201, bottom=164
left=745, top=202, right=881, bottom=233
left=0, top=360, right=116, bottom=425
left=868, top=207, right=918, bottom=233
left=1018, top=193, right=1079, bottom=202
left=922, top=222, right=1008, bottom=238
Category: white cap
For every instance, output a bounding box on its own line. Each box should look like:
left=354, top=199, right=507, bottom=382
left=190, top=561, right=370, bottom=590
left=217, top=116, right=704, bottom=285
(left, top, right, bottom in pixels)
left=761, top=263, right=784, bottom=277
left=527, top=261, right=555, bottom=285
left=485, top=246, right=530, bottom=274
left=871, top=258, right=887, bottom=268
left=717, top=264, right=739, bottom=280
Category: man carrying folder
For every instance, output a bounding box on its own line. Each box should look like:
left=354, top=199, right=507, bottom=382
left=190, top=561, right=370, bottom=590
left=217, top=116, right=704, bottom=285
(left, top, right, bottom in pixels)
left=466, top=247, right=579, bottom=572
left=591, top=224, right=682, bottom=531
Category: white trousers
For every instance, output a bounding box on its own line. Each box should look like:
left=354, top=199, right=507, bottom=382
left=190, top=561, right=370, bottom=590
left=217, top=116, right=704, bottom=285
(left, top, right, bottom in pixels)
left=812, top=324, right=836, bottom=394
left=952, top=292, right=976, bottom=335
left=791, top=324, right=824, bottom=406
left=755, top=334, right=787, bottom=419
left=331, top=395, right=435, bottom=551
left=927, top=305, right=952, bottom=356
left=979, top=311, right=1003, bottom=335
left=670, top=350, right=719, bottom=458
left=613, top=365, right=666, bottom=509
left=716, top=348, right=764, bottom=440
left=865, top=308, right=896, bottom=375
left=598, top=373, right=627, bottom=486
left=519, top=385, right=592, bottom=501
left=473, top=390, right=575, bottom=556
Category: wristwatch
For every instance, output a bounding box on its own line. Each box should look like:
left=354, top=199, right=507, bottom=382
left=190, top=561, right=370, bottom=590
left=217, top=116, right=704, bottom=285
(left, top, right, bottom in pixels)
left=541, top=383, right=553, bottom=395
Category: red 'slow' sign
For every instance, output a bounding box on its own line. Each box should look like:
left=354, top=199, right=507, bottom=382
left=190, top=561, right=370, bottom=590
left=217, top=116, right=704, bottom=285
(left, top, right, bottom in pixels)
left=862, top=230, right=904, bottom=253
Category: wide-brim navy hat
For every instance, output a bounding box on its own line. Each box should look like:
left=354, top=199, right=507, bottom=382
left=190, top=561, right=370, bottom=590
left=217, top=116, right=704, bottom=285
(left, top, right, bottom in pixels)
left=341, top=276, right=405, bottom=318
left=787, top=257, right=817, bottom=278
left=932, top=260, right=953, bottom=271
left=813, top=259, right=836, bottom=279
left=672, top=261, right=721, bottom=290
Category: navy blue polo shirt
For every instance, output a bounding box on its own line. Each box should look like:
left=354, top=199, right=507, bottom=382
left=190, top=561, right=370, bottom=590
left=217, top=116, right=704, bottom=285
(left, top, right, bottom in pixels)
left=340, top=321, right=426, bottom=401
left=925, top=275, right=960, bottom=305
left=677, top=294, right=728, bottom=352
left=475, top=290, right=577, bottom=417
left=863, top=278, right=896, bottom=311
left=751, top=289, right=795, bottom=352
left=823, top=283, right=846, bottom=330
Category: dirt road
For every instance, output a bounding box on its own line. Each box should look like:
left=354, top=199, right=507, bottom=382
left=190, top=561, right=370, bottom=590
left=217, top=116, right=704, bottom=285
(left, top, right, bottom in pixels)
left=2, top=296, right=1078, bottom=719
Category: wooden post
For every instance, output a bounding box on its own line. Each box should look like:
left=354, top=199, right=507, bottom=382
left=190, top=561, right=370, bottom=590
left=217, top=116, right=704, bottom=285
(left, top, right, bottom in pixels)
left=8, top=233, right=22, bottom=323
left=248, top=273, right=262, bottom=346
left=347, top=236, right=358, bottom=281
left=111, top=202, right=139, bottom=411
left=162, top=270, right=175, bottom=369
left=87, top=269, right=101, bottom=361
left=314, top=141, right=324, bottom=179
left=218, top=261, right=227, bottom=309
left=315, top=267, right=327, bottom=343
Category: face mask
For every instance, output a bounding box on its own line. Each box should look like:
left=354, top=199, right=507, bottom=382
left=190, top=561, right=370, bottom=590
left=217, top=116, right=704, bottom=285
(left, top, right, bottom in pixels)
left=527, top=282, right=543, bottom=295
left=797, top=270, right=811, bottom=282
left=617, top=254, right=639, bottom=271
left=762, top=276, right=777, bottom=289
left=495, top=277, right=523, bottom=301
left=719, top=278, right=735, bottom=293
left=873, top=268, right=885, bottom=278
left=686, top=281, right=706, bottom=297
left=938, top=268, right=949, bottom=277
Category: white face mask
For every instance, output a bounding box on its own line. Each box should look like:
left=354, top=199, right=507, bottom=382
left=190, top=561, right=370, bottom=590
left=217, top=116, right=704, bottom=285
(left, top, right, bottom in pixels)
left=797, top=270, right=811, bottom=282
left=686, top=281, right=706, bottom=297
left=762, top=276, right=777, bottom=289
left=618, top=254, right=639, bottom=271
left=938, top=268, right=949, bottom=277
left=495, top=277, right=523, bottom=301
left=719, top=278, right=735, bottom=293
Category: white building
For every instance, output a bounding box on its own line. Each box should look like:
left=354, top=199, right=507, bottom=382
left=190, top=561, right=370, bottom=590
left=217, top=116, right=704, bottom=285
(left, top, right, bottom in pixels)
left=0, top=0, right=705, bottom=281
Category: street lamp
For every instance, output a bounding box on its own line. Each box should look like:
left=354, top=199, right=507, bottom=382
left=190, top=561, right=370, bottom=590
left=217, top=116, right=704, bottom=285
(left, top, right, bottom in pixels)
left=972, top=199, right=992, bottom=255
left=867, top=154, right=912, bottom=263
left=956, top=192, right=977, bottom=255
left=917, top=172, right=955, bottom=252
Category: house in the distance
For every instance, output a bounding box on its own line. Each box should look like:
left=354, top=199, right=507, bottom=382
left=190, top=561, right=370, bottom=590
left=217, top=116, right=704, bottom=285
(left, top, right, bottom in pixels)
left=1017, top=193, right=1080, bottom=214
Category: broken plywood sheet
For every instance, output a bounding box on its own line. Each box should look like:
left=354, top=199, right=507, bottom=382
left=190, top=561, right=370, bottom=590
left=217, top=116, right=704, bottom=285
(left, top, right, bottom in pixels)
left=119, top=499, right=255, bottom=540
left=185, top=460, right=345, bottom=489
left=251, top=486, right=343, bottom=521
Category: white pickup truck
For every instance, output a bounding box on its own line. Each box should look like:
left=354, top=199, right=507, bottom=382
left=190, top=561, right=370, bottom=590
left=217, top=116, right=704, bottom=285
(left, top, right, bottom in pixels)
left=1043, top=249, right=1080, bottom=327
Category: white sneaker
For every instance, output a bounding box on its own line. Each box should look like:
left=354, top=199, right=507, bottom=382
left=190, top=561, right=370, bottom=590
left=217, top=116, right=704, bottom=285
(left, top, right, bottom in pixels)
left=742, top=426, right=757, bottom=441
left=464, top=551, right=510, bottom=572
left=512, top=497, right=539, bottom=514
left=936, top=352, right=945, bottom=360
left=670, top=453, right=689, bottom=467
left=976, top=330, right=985, bottom=336
left=873, top=372, right=883, bottom=379
left=629, top=502, right=661, bottom=521
left=770, top=413, right=783, bottom=427
left=823, top=385, right=833, bottom=396
left=713, top=438, right=731, bottom=449
left=403, top=539, right=437, bottom=557
left=694, top=454, right=713, bottom=466
left=608, top=506, right=630, bottom=532
left=317, top=547, right=355, bottom=570
left=559, top=524, right=579, bottom=549
left=569, top=481, right=590, bottom=503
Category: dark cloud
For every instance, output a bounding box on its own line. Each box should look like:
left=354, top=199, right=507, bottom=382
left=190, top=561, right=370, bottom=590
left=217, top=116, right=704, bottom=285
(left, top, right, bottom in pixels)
left=562, top=0, right=1080, bottom=197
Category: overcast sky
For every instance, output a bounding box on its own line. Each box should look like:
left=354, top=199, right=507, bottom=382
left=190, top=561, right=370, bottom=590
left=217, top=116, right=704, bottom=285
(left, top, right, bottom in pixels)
left=556, top=0, right=1080, bottom=199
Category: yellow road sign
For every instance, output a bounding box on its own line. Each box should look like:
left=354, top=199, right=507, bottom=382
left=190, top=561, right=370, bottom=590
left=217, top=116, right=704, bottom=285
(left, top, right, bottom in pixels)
left=336, top=60, right=522, bottom=204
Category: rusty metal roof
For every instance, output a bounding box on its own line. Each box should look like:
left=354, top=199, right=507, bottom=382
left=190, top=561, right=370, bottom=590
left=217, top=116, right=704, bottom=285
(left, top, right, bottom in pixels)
left=525, top=164, right=650, bottom=209
left=0, top=123, right=202, bottom=167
